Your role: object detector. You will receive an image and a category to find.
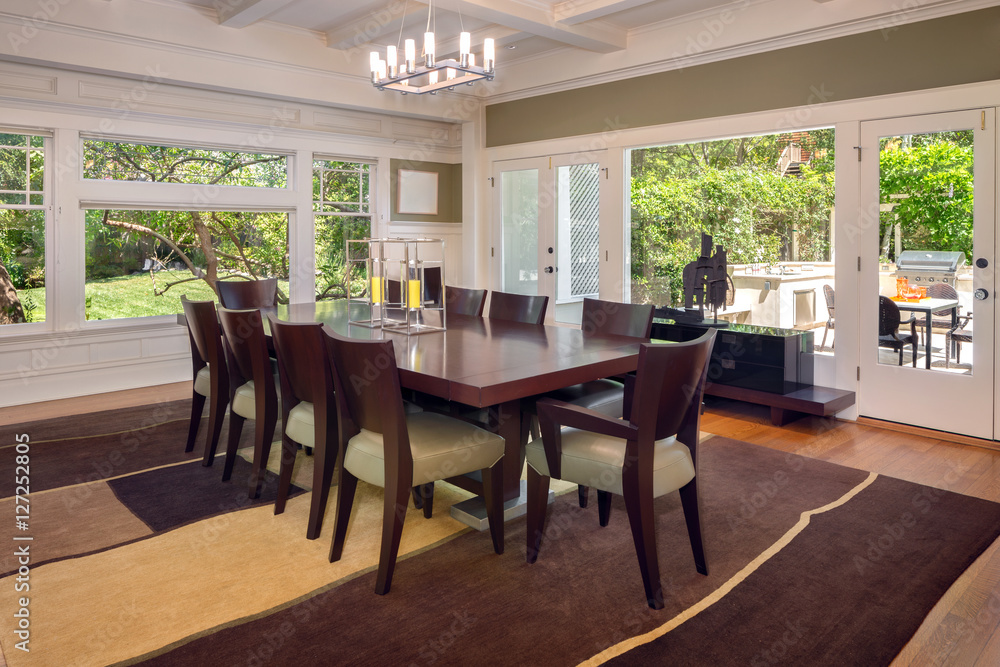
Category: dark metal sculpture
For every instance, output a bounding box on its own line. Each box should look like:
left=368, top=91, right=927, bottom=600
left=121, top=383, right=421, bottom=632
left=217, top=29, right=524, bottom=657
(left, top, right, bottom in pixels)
left=655, top=233, right=734, bottom=328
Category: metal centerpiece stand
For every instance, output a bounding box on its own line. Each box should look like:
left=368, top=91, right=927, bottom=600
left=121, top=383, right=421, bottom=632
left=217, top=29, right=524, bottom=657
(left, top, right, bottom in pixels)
left=346, top=238, right=446, bottom=334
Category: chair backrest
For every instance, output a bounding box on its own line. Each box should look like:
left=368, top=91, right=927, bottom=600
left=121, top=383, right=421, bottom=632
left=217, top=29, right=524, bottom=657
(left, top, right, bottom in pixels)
left=488, top=291, right=548, bottom=325
left=217, top=278, right=278, bottom=309
left=218, top=306, right=274, bottom=397
left=580, top=298, right=653, bottom=339
left=445, top=286, right=488, bottom=317
left=878, top=295, right=901, bottom=336
left=926, top=282, right=958, bottom=300
left=323, top=328, right=408, bottom=452
left=180, top=296, right=225, bottom=372
left=823, top=284, right=835, bottom=317
left=628, top=329, right=717, bottom=451
left=267, top=315, right=332, bottom=409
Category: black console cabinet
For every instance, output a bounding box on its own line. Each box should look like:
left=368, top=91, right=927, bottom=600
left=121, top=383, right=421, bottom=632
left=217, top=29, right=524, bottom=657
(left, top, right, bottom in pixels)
left=651, top=319, right=814, bottom=394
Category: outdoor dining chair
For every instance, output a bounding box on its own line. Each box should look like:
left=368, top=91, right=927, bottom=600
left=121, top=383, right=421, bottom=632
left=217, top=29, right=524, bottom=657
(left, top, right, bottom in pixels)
left=821, top=284, right=835, bottom=351
left=526, top=329, right=717, bottom=609
left=878, top=295, right=918, bottom=367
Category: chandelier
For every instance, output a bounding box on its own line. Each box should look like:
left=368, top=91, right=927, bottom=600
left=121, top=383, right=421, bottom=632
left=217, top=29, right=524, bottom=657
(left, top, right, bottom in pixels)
left=369, top=1, right=495, bottom=95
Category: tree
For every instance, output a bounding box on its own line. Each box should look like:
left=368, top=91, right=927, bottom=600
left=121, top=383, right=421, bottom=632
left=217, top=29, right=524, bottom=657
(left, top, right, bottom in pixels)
left=878, top=133, right=973, bottom=262
left=630, top=130, right=835, bottom=305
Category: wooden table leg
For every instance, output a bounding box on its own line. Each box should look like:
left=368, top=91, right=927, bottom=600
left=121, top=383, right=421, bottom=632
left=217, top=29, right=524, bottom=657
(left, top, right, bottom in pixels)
left=493, top=399, right=524, bottom=502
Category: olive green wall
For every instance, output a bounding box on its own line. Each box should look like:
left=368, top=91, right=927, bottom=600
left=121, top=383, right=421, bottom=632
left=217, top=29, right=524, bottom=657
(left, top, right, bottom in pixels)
left=389, top=159, right=462, bottom=223
left=486, top=7, right=1000, bottom=147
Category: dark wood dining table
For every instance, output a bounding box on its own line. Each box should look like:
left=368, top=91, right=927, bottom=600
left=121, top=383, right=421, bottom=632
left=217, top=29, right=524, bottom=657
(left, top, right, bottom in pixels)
left=268, top=300, right=643, bottom=502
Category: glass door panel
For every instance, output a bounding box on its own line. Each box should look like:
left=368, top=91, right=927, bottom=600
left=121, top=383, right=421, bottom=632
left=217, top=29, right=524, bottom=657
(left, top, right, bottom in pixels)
left=554, top=162, right=600, bottom=325
left=500, top=167, right=540, bottom=296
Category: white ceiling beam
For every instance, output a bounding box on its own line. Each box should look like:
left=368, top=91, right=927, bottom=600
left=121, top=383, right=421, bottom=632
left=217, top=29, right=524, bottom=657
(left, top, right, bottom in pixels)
left=434, top=0, right=627, bottom=52
left=553, top=0, right=659, bottom=26
left=217, top=0, right=296, bottom=29
left=435, top=27, right=529, bottom=59
left=326, top=4, right=429, bottom=50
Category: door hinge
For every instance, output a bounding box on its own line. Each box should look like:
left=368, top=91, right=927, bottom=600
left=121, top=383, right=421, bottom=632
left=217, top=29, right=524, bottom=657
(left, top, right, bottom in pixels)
left=857, top=366, right=860, bottom=381
left=982, top=111, right=987, bottom=131
left=491, top=247, right=494, bottom=258
left=601, top=167, right=609, bottom=180
left=854, top=146, right=862, bottom=161
left=488, top=177, right=494, bottom=187
left=605, top=250, right=608, bottom=261
left=858, top=257, right=861, bottom=271
left=548, top=157, right=552, bottom=169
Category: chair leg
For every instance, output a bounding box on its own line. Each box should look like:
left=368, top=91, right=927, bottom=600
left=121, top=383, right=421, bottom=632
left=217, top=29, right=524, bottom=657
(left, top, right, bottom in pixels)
left=306, top=439, right=335, bottom=540
left=597, top=490, right=612, bottom=527
left=525, top=465, right=550, bottom=564
left=418, top=483, right=435, bottom=519
left=221, top=412, right=245, bottom=483
left=249, top=408, right=278, bottom=499
left=622, top=479, right=664, bottom=610
left=481, top=460, right=504, bottom=555
left=329, top=468, right=359, bottom=563
left=374, top=472, right=411, bottom=595
left=945, top=334, right=952, bottom=369
left=910, top=341, right=917, bottom=368
left=821, top=326, right=828, bottom=351
left=410, top=486, right=424, bottom=510
left=273, top=435, right=298, bottom=516
left=202, top=390, right=228, bottom=466
left=186, top=392, right=206, bottom=453
left=578, top=485, right=589, bottom=508
left=678, top=479, right=708, bottom=576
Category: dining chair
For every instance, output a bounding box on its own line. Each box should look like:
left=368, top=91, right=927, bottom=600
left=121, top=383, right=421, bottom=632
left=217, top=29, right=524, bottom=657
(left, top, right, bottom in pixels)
left=526, top=329, right=717, bottom=610
left=324, top=327, right=505, bottom=595
left=487, top=291, right=548, bottom=325
left=878, top=295, right=918, bottom=367
left=927, top=283, right=970, bottom=358
left=444, top=286, right=488, bottom=317
left=821, top=284, right=835, bottom=351
left=537, top=298, right=654, bottom=509
left=267, top=315, right=338, bottom=540
left=218, top=306, right=279, bottom=499
left=216, top=277, right=278, bottom=309
left=945, top=326, right=973, bottom=368
left=180, top=296, right=229, bottom=467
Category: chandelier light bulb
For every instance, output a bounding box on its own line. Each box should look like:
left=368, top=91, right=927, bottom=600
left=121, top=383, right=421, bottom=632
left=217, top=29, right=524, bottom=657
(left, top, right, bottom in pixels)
left=424, top=32, right=435, bottom=67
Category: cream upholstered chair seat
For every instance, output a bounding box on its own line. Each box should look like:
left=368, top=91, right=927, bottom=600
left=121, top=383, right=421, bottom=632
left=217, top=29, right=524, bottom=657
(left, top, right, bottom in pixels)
left=543, top=379, right=625, bottom=417
left=346, top=412, right=504, bottom=487
left=193, top=365, right=212, bottom=397
left=526, top=428, right=694, bottom=498
left=230, top=380, right=257, bottom=419
left=284, top=401, right=315, bottom=448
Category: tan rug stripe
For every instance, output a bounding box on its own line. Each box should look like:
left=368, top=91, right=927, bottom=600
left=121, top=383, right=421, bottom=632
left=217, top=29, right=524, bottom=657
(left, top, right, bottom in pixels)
left=583, top=471, right=880, bottom=666
left=0, top=483, right=152, bottom=575
left=0, top=418, right=190, bottom=447
left=0, top=481, right=472, bottom=667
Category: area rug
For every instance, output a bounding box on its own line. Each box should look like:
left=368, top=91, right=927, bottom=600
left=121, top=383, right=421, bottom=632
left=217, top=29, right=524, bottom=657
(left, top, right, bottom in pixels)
left=1, top=404, right=999, bottom=666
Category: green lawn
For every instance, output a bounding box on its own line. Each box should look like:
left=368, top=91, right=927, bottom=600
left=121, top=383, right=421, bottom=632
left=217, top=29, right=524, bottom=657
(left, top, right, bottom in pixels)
left=20, top=271, right=290, bottom=322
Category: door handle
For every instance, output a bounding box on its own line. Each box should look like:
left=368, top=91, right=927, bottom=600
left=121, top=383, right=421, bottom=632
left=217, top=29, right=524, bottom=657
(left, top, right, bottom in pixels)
left=544, top=266, right=554, bottom=274
left=974, top=288, right=989, bottom=300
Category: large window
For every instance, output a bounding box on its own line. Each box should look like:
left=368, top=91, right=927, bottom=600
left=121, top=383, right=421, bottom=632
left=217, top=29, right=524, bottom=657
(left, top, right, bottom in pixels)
left=83, top=209, right=288, bottom=320
left=81, top=139, right=291, bottom=320
left=1, top=132, right=46, bottom=326
left=628, top=129, right=835, bottom=342
left=313, top=159, right=373, bottom=300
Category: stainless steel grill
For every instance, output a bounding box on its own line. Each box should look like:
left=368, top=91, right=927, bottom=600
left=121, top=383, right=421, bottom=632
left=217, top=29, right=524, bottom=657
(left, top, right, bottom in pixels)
left=895, top=250, right=966, bottom=285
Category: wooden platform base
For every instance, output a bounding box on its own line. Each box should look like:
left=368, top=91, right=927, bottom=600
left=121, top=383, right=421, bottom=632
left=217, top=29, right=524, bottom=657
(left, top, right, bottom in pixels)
left=705, top=382, right=856, bottom=426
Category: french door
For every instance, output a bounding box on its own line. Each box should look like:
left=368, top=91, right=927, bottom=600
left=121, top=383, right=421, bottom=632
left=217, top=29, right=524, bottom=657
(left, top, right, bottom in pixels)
left=858, top=109, right=996, bottom=439
left=492, top=152, right=608, bottom=325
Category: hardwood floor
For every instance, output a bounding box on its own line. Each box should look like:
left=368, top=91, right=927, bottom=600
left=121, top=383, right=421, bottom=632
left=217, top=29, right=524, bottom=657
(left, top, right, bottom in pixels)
left=701, top=396, right=1000, bottom=667
left=4, top=386, right=999, bottom=664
